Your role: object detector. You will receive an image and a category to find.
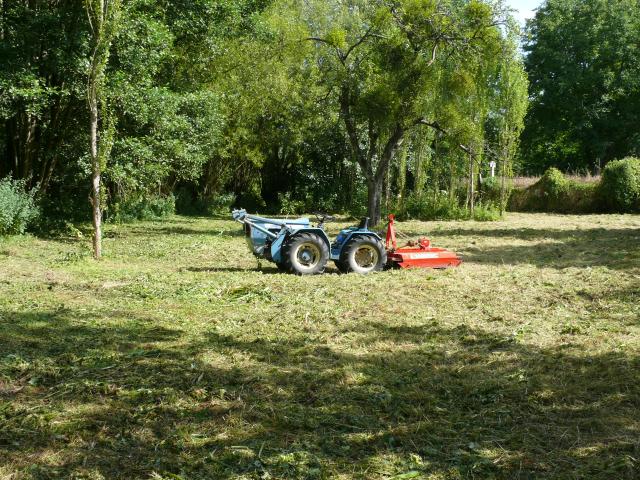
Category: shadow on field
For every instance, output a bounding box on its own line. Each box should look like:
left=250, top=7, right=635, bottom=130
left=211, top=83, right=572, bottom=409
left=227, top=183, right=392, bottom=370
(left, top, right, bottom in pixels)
left=406, top=226, right=640, bottom=270
left=1, top=309, right=639, bottom=479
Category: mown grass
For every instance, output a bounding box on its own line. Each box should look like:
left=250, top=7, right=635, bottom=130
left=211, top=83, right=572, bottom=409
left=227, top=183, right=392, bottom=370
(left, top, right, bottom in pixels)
left=1, top=213, right=639, bottom=479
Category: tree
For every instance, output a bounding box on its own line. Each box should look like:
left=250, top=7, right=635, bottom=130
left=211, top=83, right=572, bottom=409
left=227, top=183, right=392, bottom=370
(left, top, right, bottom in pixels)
left=521, top=0, right=640, bottom=173
left=490, top=19, right=528, bottom=212
left=85, top=0, right=122, bottom=259
left=0, top=1, right=88, bottom=193
left=280, top=0, right=505, bottom=224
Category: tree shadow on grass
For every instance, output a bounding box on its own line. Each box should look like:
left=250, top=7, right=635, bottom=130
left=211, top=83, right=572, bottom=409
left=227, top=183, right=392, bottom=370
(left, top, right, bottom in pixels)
left=1, top=309, right=639, bottom=479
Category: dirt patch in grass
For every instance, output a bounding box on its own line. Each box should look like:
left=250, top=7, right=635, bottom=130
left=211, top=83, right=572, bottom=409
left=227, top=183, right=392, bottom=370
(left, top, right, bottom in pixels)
left=1, top=213, right=639, bottom=479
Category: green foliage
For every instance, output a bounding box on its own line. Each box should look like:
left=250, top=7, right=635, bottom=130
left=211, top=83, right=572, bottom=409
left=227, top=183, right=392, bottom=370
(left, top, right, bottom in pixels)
left=521, top=0, right=640, bottom=173
left=0, top=177, right=40, bottom=235
left=175, top=191, right=236, bottom=216
left=598, top=157, right=640, bottom=212
left=1, top=0, right=525, bottom=230
left=404, top=191, right=468, bottom=221
left=400, top=185, right=503, bottom=222
left=108, top=194, right=175, bottom=223
left=480, top=177, right=512, bottom=210
left=472, top=204, right=501, bottom=221
left=278, top=192, right=305, bottom=216
left=509, top=168, right=599, bottom=213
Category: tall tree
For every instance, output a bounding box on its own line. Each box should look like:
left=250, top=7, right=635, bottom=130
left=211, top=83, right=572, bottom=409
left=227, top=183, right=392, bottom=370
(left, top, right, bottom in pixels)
left=521, top=0, right=640, bottom=173
left=285, top=0, right=505, bottom=224
left=85, top=0, right=121, bottom=258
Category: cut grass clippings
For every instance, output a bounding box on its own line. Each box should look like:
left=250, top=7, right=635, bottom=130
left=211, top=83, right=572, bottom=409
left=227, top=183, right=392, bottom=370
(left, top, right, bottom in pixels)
left=1, top=213, right=639, bottom=479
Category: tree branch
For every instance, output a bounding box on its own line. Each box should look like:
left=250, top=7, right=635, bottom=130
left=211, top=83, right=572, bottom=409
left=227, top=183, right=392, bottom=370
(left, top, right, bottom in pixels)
left=415, top=118, right=474, bottom=156
left=375, top=123, right=405, bottom=182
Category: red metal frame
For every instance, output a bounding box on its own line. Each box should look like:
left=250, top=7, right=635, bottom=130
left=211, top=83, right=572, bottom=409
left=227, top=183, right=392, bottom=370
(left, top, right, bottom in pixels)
left=385, top=214, right=462, bottom=269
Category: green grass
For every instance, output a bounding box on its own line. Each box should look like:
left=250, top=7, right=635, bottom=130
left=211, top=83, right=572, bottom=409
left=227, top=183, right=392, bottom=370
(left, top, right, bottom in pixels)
left=1, top=213, right=639, bottom=479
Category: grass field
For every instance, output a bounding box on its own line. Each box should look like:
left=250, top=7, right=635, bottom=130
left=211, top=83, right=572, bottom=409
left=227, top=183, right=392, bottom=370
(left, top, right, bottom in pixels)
left=1, top=213, right=639, bottom=479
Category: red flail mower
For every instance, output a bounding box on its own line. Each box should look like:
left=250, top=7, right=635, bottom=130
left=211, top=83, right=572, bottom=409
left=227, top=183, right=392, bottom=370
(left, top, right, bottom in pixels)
left=385, top=214, right=462, bottom=269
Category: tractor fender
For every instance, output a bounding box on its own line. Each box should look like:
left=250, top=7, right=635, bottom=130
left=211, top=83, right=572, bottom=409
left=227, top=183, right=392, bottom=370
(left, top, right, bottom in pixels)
left=271, top=228, right=330, bottom=264
left=348, top=231, right=382, bottom=241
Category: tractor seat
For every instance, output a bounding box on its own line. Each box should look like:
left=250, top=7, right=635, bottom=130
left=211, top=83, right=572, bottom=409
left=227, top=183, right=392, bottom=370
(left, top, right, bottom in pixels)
left=358, top=217, right=370, bottom=230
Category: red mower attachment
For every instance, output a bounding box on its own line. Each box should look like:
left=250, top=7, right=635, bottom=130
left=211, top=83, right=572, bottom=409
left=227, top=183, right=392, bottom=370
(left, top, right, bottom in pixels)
left=385, top=214, right=462, bottom=269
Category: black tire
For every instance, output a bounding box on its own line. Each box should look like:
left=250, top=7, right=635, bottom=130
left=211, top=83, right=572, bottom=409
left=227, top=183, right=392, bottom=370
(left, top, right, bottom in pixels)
left=339, top=236, right=387, bottom=274
left=275, top=261, right=289, bottom=272
left=334, top=259, right=348, bottom=273
left=281, top=232, right=329, bottom=275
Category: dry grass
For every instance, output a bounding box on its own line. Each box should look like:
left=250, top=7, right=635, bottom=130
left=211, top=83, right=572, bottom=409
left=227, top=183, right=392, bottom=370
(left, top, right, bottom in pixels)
left=1, top=213, right=639, bottom=479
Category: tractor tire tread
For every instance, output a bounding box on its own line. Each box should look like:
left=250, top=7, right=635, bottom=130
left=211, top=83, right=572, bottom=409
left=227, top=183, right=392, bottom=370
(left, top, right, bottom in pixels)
left=339, top=236, right=387, bottom=274
left=281, top=232, right=329, bottom=275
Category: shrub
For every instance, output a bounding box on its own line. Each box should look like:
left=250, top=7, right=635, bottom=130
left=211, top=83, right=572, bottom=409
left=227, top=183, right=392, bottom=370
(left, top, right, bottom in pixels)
left=480, top=176, right=513, bottom=210
left=108, top=194, right=175, bottom=223
left=404, top=191, right=468, bottom=221
left=0, top=177, right=40, bottom=235
left=472, top=205, right=502, bottom=221
left=598, top=157, right=640, bottom=212
left=508, top=168, right=598, bottom=213
left=568, top=182, right=599, bottom=213
left=278, top=192, right=305, bottom=215
left=346, top=185, right=369, bottom=219
left=175, top=189, right=236, bottom=216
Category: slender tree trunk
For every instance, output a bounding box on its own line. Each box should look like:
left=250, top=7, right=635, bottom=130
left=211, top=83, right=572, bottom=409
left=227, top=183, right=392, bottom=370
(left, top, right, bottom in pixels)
left=85, top=0, right=121, bottom=259
left=89, top=96, right=102, bottom=259
left=384, top=160, right=391, bottom=214
left=468, top=152, right=475, bottom=215
left=500, top=148, right=506, bottom=215
left=397, top=143, right=407, bottom=215
left=414, top=133, right=423, bottom=197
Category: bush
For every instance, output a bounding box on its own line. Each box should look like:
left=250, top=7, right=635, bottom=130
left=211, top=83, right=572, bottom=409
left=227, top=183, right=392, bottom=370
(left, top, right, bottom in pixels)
left=472, top=205, right=502, bottom=221
left=176, top=190, right=236, bottom=216
left=598, top=157, right=640, bottom=212
left=278, top=192, right=305, bottom=215
left=0, top=177, right=40, bottom=235
left=402, top=190, right=503, bottom=221
left=108, top=194, right=175, bottom=223
left=480, top=176, right=512, bottom=210
left=404, top=191, right=476, bottom=221
left=508, top=168, right=598, bottom=213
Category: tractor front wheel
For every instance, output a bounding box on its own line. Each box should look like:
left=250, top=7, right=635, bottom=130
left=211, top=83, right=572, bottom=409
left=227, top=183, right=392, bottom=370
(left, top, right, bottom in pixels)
left=339, top=236, right=386, bottom=274
left=282, top=233, right=329, bottom=275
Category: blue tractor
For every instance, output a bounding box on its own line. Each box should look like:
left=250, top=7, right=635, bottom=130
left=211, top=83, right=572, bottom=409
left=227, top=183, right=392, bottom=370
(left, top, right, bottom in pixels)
left=231, top=209, right=387, bottom=275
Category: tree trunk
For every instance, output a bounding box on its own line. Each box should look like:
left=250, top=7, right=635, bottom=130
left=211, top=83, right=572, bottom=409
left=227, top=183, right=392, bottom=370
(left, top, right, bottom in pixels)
left=367, top=175, right=382, bottom=226
left=468, top=152, right=475, bottom=215
left=89, top=97, right=102, bottom=259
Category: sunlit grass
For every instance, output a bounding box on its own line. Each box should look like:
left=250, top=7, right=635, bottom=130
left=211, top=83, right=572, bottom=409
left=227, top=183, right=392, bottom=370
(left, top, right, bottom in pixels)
left=1, top=213, right=639, bottom=479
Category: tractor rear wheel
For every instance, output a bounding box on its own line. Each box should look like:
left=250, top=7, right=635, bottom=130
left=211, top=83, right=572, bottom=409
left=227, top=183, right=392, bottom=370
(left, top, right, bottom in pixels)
left=282, top=232, right=329, bottom=275
left=339, top=236, right=386, bottom=274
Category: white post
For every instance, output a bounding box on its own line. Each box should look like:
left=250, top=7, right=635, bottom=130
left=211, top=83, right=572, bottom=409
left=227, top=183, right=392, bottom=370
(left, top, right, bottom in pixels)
left=489, top=160, right=497, bottom=178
